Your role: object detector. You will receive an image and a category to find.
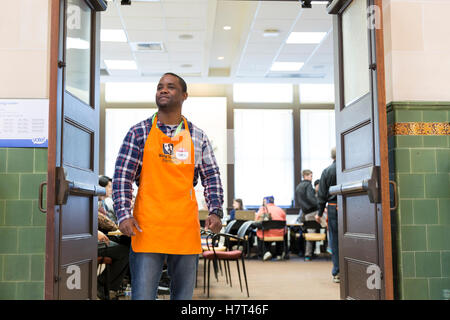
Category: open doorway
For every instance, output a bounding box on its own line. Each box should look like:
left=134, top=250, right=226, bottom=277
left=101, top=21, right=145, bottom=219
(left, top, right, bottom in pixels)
left=46, top=0, right=392, bottom=300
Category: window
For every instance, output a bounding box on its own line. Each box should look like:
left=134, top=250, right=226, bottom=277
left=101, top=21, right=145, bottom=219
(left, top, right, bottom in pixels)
left=105, top=82, right=157, bottom=102
left=233, top=83, right=293, bottom=103
left=299, top=83, right=335, bottom=103
left=234, top=109, right=294, bottom=207
left=300, top=109, right=336, bottom=181
left=104, top=108, right=157, bottom=178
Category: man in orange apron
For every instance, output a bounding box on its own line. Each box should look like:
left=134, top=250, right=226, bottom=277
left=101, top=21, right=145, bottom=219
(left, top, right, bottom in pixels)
left=112, top=73, right=223, bottom=300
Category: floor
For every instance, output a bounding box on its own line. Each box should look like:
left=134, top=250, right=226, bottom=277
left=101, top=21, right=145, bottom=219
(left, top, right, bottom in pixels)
left=192, top=255, right=340, bottom=300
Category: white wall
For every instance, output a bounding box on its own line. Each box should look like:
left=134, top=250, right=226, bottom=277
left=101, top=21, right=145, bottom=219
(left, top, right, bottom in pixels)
left=383, top=0, right=450, bottom=103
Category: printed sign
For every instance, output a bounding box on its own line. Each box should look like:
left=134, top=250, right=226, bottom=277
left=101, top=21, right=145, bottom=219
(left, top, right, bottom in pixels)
left=0, top=99, right=49, bottom=148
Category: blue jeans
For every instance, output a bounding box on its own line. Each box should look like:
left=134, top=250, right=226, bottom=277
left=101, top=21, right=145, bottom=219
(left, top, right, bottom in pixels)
left=327, top=205, right=339, bottom=276
left=129, top=249, right=198, bottom=300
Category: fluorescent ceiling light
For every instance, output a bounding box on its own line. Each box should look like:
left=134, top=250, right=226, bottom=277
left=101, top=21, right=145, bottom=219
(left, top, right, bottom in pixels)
left=223, top=26, right=232, bottom=31
left=286, top=32, right=327, bottom=44
left=270, top=62, right=304, bottom=72
left=104, top=59, right=137, bottom=70
left=217, top=56, right=224, bottom=60
left=101, top=29, right=127, bottom=42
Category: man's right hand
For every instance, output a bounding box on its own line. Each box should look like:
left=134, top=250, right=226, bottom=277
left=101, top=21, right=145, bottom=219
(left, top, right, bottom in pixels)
left=119, top=217, right=142, bottom=237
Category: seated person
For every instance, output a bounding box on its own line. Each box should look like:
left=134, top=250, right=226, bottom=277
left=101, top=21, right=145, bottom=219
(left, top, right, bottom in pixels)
left=97, top=230, right=130, bottom=299
left=228, top=198, right=243, bottom=222
left=255, top=196, right=286, bottom=261
left=98, top=175, right=117, bottom=224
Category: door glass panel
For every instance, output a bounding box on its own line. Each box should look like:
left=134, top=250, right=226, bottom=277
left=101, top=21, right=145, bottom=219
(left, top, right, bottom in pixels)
left=65, top=0, right=91, bottom=105
left=342, top=0, right=370, bottom=106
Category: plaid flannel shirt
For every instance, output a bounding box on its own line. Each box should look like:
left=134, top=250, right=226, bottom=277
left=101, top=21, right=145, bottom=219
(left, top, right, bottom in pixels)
left=112, top=113, right=224, bottom=225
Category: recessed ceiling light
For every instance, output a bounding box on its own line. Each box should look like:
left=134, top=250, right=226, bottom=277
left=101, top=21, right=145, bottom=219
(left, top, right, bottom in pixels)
left=217, top=56, right=225, bottom=60
left=104, top=59, right=137, bottom=70
left=286, top=32, right=327, bottom=44
left=180, top=64, right=192, bottom=68
left=179, top=34, right=194, bottom=40
left=263, top=29, right=280, bottom=37
left=270, top=62, right=304, bottom=72
left=223, top=26, right=232, bottom=31
left=101, top=29, right=127, bottom=42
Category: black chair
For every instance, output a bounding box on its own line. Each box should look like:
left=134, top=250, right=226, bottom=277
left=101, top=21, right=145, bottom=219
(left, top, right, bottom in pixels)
left=259, top=220, right=288, bottom=260
left=235, top=220, right=256, bottom=258
left=202, top=232, right=250, bottom=298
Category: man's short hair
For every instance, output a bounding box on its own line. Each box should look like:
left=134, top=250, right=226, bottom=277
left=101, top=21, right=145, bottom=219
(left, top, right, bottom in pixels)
left=314, top=179, right=320, bottom=187
left=163, top=72, right=187, bottom=93
left=99, top=175, right=112, bottom=187
left=302, top=169, right=312, bottom=177
left=331, top=147, right=336, bottom=160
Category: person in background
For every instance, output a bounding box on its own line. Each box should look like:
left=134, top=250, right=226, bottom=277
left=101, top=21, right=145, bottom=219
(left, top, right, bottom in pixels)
left=295, top=169, right=319, bottom=261
left=255, top=196, right=286, bottom=261
left=316, top=147, right=339, bottom=283
left=99, top=175, right=117, bottom=224
left=228, top=198, right=243, bottom=221
left=314, top=179, right=320, bottom=196
left=97, top=230, right=130, bottom=300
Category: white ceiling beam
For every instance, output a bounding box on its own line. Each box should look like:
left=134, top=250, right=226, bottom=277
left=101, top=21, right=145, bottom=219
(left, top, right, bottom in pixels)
left=202, top=0, right=217, bottom=77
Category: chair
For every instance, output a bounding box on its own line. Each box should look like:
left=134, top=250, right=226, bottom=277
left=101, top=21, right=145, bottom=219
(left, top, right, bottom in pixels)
left=202, top=232, right=250, bottom=298
left=235, top=220, right=256, bottom=258
left=302, top=220, right=327, bottom=255
left=258, top=220, right=288, bottom=260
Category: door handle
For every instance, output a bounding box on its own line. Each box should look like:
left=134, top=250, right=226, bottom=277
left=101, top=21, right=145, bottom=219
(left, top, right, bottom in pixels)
left=329, top=166, right=381, bottom=203
left=39, top=181, right=47, bottom=213
left=389, top=180, right=398, bottom=211
left=55, top=167, right=106, bottom=205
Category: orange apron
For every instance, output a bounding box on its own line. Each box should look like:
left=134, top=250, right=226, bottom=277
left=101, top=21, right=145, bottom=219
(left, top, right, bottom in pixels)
left=132, top=115, right=201, bottom=254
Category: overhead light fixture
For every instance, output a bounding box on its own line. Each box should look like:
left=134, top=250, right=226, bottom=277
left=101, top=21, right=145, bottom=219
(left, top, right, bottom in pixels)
left=263, top=29, right=280, bottom=38
left=286, top=32, right=327, bottom=44
left=104, top=59, right=137, bottom=70
left=217, top=56, right=225, bottom=60
left=180, top=64, right=192, bottom=68
left=270, top=62, right=304, bottom=72
left=179, top=34, right=194, bottom=40
left=101, top=29, right=127, bottom=42
left=223, top=26, right=232, bottom=31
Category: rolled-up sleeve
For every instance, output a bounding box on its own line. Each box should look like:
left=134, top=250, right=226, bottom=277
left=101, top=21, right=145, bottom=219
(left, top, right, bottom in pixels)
left=112, top=129, right=141, bottom=225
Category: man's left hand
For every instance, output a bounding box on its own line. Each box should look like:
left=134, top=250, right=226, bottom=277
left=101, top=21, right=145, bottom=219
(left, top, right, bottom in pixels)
left=205, top=214, right=222, bottom=234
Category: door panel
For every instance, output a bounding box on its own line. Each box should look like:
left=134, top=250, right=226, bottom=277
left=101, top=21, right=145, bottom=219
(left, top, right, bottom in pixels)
left=46, top=0, right=106, bottom=300
left=329, top=0, right=393, bottom=300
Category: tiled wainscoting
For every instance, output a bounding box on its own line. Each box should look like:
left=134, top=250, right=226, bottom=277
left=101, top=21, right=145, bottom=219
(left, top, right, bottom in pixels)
left=0, top=148, right=47, bottom=299
left=387, top=102, right=450, bottom=300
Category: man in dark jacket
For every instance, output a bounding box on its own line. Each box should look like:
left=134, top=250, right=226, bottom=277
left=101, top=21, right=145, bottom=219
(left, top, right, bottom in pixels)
left=316, top=147, right=339, bottom=283
left=295, top=169, right=319, bottom=260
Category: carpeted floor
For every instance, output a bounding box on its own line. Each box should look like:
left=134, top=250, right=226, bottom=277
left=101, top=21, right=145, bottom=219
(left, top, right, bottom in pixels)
left=193, top=255, right=340, bottom=300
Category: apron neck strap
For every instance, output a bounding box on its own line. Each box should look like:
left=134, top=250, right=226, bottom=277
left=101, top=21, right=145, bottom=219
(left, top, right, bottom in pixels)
left=152, top=113, right=185, bottom=136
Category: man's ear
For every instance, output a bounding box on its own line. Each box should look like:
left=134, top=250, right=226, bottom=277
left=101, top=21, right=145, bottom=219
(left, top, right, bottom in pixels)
left=182, top=92, right=188, bottom=101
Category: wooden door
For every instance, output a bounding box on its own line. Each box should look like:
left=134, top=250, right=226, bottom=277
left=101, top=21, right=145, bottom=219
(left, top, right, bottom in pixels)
left=328, top=0, right=393, bottom=299
left=45, top=0, right=106, bottom=300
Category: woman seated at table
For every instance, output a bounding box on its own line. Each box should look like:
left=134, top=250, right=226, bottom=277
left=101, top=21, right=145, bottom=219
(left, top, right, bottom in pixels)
left=255, top=196, right=286, bottom=261
left=228, top=198, right=244, bottom=221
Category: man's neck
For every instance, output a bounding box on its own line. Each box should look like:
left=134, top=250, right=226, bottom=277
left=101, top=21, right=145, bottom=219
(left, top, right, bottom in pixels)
left=157, top=109, right=182, bottom=125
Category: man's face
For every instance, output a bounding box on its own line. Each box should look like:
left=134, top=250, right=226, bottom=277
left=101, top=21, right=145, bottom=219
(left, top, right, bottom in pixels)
left=304, top=173, right=313, bottom=181
left=156, top=74, right=187, bottom=109
left=106, top=181, right=112, bottom=197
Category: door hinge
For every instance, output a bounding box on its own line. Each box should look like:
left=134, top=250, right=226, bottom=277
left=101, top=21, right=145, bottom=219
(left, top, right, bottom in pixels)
left=369, top=63, right=377, bottom=70
left=58, top=60, right=66, bottom=68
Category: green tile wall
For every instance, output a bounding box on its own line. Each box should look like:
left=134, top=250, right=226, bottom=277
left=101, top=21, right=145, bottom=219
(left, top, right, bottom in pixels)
left=388, top=102, right=450, bottom=300
left=0, top=148, right=47, bottom=300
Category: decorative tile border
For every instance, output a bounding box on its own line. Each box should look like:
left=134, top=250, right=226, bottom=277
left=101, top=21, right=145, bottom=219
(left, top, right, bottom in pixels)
left=388, top=122, right=450, bottom=136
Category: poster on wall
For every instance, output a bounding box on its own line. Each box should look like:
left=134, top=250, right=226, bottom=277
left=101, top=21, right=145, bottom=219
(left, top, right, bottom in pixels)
left=0, top=99, right=49, bottom=148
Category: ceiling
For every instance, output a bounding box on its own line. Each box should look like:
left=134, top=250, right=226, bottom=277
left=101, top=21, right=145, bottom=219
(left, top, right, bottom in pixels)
left=100, top=0, right=334, bottom=84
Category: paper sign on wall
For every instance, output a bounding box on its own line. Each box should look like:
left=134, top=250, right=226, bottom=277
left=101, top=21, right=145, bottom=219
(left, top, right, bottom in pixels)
left=0, top=99, right=49, bottom=148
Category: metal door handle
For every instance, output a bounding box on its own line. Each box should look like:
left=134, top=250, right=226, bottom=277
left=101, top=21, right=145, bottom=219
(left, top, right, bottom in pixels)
left=389, top=180, right=398, bottom=211
left=39, top=181, right=47, bottom=213
left=55, top=167, right=106, bottom=205
left=329, top=166, right=380, bottom=203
